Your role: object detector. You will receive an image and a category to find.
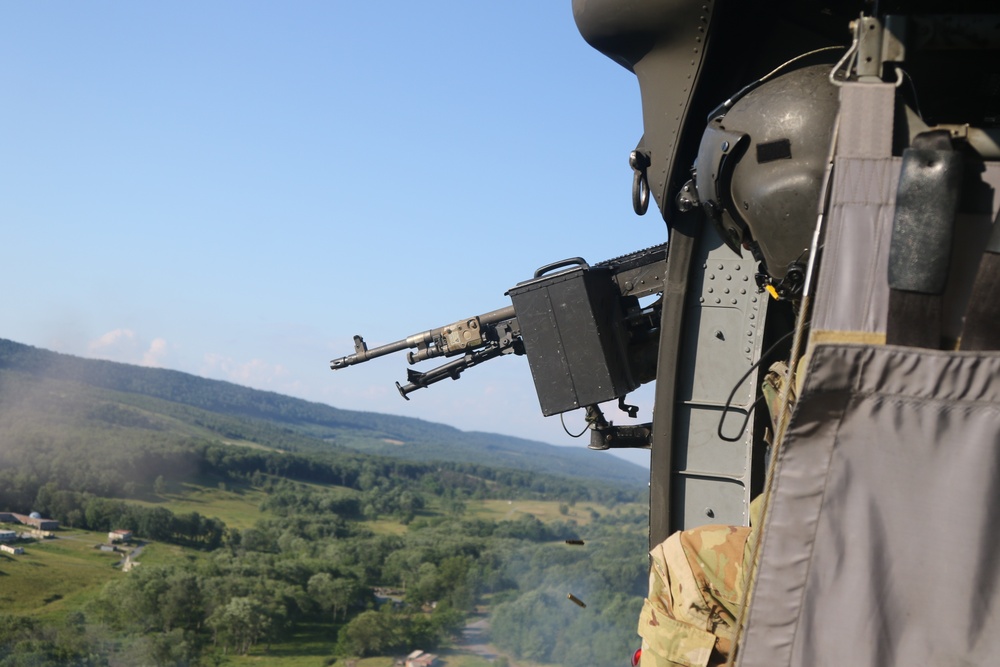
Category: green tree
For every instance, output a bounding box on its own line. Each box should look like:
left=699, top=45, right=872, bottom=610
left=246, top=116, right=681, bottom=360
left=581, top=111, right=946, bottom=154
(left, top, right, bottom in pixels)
left=207, top=596, right=271, bottom=655
left=308, top=572, right=339, bottom=621
left=408, top=562, right=440, bottom=606
left=383, top=549, right=423, bottom=590
left=161, top=570, right=204, bottom=632
left=336, top=609, right=384, bottom=657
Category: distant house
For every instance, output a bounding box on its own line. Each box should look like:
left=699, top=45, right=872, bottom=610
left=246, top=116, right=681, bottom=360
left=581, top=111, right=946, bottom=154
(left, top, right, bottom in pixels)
left=374, top=587, right=405, bottom=606
left=109, top=529, right=133, bottom=543
left=5, top=513, right=58, bottom=531
left=405, top=650, right=438, bottom=667
left=0, top=544, right=24, bottom=555
left=0, top=531, right=17, bottom=543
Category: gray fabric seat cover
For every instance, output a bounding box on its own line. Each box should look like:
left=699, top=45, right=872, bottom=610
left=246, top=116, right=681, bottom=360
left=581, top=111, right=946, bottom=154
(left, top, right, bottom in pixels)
left=739, top=343, right=1000, bottom=666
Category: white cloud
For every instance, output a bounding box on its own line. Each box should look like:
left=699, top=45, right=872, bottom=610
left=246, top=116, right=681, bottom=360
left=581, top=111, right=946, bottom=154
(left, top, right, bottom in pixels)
left=140, top=338, right=168, bottom=367
left=87, top=329, right=171, bottom=368
left=88, top=328, right=136, bottom=353
left=201, top=353, right=289, bottom=388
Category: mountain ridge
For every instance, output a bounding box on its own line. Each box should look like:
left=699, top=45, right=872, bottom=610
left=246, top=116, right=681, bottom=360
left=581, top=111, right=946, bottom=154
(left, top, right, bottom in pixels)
left=0, top=338, right=648, bottom=487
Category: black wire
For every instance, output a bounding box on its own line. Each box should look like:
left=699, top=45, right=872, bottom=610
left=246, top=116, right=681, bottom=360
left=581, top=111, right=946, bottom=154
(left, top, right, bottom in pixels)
left=717, top=329, right=796, bottom=443
left=706, top=46, right=845, bottom=122
left=560, top=412, right=589, bottom=438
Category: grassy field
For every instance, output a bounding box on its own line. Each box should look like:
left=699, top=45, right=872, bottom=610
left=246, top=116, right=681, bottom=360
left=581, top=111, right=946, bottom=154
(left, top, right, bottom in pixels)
left=133, top=477, right=364, bottom=531
left=0, top=525, right=127, bottom=620
left=136, top=540, right=207, bottom=568
left=128, top=480, right=274, bottom=530
left=362, top=518, right=410, bottom=536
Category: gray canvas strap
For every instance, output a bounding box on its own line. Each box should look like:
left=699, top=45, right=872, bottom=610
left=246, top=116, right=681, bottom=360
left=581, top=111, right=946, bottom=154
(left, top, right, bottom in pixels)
left=810, top=83, right=898, bottom=338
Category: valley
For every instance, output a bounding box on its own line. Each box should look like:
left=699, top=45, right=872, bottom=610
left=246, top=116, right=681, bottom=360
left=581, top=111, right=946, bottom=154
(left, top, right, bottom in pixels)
left=0, top=340, right=649, bottom=666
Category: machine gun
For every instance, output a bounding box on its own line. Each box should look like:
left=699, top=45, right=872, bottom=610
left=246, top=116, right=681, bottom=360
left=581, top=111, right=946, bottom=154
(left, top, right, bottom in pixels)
left=331, top=243, right=669, bottom=448
left=330, top=305, right=523, bottom=399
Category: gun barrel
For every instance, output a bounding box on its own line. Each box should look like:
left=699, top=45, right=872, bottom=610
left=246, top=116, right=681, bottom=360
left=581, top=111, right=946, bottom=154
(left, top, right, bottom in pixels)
left=478, top=305, right=516, bottom=325
left=330, top=331, right=433, bottom=370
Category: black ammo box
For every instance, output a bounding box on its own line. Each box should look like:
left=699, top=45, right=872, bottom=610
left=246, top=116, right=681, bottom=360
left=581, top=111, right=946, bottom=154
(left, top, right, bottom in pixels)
left=507, top=259, right=637, bottom=416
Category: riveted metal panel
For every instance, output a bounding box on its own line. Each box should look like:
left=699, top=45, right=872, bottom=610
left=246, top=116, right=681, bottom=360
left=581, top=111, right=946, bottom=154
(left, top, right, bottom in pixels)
left=670, top=475, right=749, bottom=529
left=673, top=407, right=751, bottom=478
left=661, top=228, right=769, bottom=532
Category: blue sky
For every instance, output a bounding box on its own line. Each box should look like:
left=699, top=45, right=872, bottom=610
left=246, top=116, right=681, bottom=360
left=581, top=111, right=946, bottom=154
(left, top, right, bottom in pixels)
left=2, top=3, right=665, bottom=466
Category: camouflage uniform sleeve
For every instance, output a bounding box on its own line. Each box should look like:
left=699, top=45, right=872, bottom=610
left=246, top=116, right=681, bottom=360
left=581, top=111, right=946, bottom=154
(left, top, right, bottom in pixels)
left=638, top=592, right=717, bottom=667
left=638, top=521, right=754, bottom=667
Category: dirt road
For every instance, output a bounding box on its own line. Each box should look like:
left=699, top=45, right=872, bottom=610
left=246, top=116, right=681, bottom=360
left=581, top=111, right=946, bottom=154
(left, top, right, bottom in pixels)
left=454, top=615, right=523, bottom=667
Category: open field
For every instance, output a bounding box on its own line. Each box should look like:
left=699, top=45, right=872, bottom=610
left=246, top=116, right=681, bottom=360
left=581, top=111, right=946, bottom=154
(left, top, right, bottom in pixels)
left=130, top=481, right=275, bottom=530
left=0, top=526, right=128, bottom=620
left=135, top=540, right=207, bottom=568
left=133, top=477, right=365, bottom=530
left=362, top=518, right=410, bottom=535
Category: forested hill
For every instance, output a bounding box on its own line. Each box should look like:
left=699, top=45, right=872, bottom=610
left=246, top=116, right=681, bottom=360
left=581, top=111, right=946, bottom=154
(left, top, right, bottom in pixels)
left=0, top=339, right=647, bottom=487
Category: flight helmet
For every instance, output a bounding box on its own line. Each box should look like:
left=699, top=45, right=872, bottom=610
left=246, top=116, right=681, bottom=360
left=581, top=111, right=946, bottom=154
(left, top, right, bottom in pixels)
left=688, top=64, right=841, bottom=285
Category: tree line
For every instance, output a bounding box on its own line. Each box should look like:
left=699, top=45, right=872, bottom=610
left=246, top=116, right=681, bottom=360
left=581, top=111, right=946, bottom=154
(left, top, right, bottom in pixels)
left=0, top=496, right=630, bottom=665
left=0, top=449, right=648, bottom=667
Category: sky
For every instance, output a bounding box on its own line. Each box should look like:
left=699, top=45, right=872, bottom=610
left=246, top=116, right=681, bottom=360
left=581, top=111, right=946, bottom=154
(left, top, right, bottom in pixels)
left=1, top=2, right=667, bottom=467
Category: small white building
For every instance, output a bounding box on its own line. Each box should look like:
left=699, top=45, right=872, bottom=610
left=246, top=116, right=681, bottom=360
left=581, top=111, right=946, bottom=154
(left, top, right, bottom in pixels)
left=0, top=530, right=16, bottom=543
left=0, top=544, right=24, bottom=555
left=405, top=650, right=438, bottom=667
left=108, top=529, right=132, bottom=543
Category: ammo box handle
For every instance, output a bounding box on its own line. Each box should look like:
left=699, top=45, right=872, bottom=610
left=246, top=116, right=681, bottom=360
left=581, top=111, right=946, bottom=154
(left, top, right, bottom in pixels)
left=534, top=257, right=589, bottom=278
